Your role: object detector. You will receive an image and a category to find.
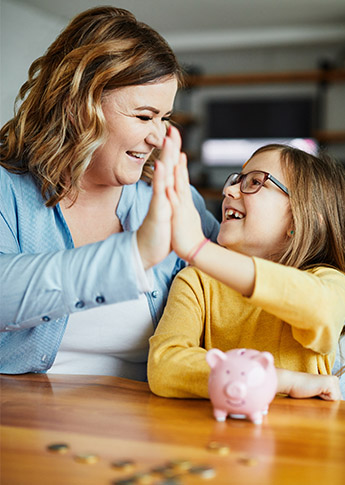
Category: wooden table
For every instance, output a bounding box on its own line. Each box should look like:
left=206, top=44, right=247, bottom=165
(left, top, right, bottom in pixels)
left=1, top=374, right=345, bottom=485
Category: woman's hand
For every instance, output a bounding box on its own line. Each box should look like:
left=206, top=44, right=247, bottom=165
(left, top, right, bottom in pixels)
left=137, top=125, right=182, bottom=269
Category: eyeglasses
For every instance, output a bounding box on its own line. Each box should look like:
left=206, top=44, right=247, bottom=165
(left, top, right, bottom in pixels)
left=223, top=170, right=290, bottom=196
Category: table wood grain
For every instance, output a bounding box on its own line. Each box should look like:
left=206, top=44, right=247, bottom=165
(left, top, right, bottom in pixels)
left=1, top=374, right=345, bottom=485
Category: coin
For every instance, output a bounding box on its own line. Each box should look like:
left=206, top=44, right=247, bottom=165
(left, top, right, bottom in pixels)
left=238, top=456, right=258, bottom=466
left=155, top=479, right=182, bottom=485
left=74, top=453, right=99, bottom=464
left=167, top=459, right=193, bottom=472
left=47, top=443, right=69, bottom=454
left=112, top=479, right=136, bottom=485
left=206, top=441, right=230, bottom=455
left=189, top=465, right=216, bottom=479
left=111, top=460, right=136, bottom=472
left=133, top=472, right=155, bottom=484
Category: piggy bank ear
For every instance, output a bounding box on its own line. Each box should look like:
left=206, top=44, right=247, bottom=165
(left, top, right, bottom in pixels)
left=206, top=349, right=227, bottom=369
left=255, top=352, right=274, bottom=369
left=252, top=351, right=274, bottom=370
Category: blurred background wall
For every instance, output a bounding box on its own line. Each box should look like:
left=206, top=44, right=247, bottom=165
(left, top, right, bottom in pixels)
left=2, top=0, right=345, bottom=217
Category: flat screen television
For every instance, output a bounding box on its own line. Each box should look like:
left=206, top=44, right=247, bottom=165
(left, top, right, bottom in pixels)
left=205, top=97, right=316, bottom=139
left=202, top=96, right=318, bottom=166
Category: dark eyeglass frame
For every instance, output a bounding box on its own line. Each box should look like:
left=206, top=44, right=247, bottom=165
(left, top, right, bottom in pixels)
left=223, top=170, right=290, bottom=196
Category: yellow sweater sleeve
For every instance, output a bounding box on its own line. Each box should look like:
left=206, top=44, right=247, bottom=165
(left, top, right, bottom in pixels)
left=250, top=258, right=345, bottom=354
left=148, top=268, right=211, bottom=398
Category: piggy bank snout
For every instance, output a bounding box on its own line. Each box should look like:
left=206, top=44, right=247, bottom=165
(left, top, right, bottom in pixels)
left=225, top=381, right=247, bottom=399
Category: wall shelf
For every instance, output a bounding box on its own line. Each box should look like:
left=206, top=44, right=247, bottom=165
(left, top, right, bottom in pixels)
left=185, top=68, right=345, bottom=87
left=313, top=130, right=345, bottom=144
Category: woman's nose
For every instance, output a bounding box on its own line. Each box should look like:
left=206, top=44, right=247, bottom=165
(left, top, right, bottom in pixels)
left=145, top=121, right=167, bottom=149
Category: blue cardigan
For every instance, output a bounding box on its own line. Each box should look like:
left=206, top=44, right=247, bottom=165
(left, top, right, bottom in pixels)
left=0, top=167, right=220, bottom=374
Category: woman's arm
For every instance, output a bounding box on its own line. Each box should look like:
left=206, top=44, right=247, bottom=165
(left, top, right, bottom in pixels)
left=0, top=232, right=140, bottom=330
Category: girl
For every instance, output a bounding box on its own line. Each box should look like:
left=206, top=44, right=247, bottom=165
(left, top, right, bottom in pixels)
left=148, top=133, right=345, bottom=400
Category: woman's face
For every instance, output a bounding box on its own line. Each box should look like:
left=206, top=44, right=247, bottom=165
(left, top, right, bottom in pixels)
left=217, top=149, right=292, bottom=260
left=85, top=76, right=178, bottom=188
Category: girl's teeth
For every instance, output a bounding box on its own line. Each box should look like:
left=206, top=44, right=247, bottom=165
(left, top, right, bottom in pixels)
left=225, top=209, right=244, bottom=220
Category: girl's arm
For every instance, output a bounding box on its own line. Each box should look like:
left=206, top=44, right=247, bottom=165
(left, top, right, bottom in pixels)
left=148, top=267, right=343, bottom=402
left=162, top=129, right=256, bottom=297
left=276, top=368, right=342, bottom=401
left=148, top=267, right=211, bottom=399
left=164, top=134, right=345, bottom=354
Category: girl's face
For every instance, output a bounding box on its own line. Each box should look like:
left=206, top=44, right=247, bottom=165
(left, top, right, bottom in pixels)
left=217, top=149, right=292, bottom=259
left=84, top=76, right=178, bottom=188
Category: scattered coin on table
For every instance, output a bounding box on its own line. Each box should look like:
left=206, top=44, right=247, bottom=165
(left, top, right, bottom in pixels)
left=47, top=443, right=70, bottom=454
left=111, top=460, right=136, bottom=472
left=238, top=456, right=258, bottom=466
left=189, top=465, right=216, bottom=479
left=206, top=441, right=230, bottom=455
left=74, top=453, right=100, bottom=464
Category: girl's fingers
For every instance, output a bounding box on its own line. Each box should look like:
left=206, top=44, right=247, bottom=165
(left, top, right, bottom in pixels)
left=174, top=153, right=193, bottom=202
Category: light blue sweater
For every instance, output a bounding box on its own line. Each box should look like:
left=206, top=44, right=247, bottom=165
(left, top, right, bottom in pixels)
left=0, top=167, right=220, bottom=374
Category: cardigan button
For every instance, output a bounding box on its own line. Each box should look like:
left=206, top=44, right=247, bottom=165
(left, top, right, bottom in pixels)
left=95, top=295, right=105, bottom=304
left=75, top=300, right=85, bottom=309
left=151, top=290, right=158, bottom=298
left=41, top=315, right=51, bottom=322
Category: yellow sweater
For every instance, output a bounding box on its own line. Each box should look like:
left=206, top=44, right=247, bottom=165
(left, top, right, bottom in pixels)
left=148, top=257, right=345, bottom=398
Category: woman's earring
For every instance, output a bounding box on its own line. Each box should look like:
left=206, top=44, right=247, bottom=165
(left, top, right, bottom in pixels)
left=290, top=230, right=294, bottom=236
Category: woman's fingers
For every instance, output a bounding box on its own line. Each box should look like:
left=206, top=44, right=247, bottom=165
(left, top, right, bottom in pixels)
left=137, top=160, right=173, bottom=269
left=160, top=125, right=182, bottom=187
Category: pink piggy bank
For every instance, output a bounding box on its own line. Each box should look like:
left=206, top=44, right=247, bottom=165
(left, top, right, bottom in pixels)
left=206, top=348, right=277, bottom=424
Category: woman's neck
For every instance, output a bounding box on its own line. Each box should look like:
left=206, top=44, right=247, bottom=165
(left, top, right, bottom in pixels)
left=60, top=183, right=124, bottom=247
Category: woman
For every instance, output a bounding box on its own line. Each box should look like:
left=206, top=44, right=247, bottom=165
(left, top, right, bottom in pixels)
left=0, top=6, right=219, bottom=378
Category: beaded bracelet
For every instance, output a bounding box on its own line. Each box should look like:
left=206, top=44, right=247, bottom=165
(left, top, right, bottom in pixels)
left=186, top=237, right=210, bottom=264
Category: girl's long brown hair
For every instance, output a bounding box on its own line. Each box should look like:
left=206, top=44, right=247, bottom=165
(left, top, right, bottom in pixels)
left=0, top=6, right=184, bottom=206
left=253, top=144, right=345, bottom=347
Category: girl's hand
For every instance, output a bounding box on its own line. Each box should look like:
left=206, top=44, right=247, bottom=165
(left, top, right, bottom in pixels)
left=276, top=368, right=342, bottom=401
left=167, top=147, right=205, bottom=261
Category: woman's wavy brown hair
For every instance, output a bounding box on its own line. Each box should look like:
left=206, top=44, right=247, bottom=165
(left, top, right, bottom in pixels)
left=250, top=144, right=345, bottom=274
left=0, top=6, right=184, bottom=206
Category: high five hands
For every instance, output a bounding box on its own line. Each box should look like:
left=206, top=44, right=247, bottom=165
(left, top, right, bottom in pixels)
left=137, top=125, right=205, bottom=269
